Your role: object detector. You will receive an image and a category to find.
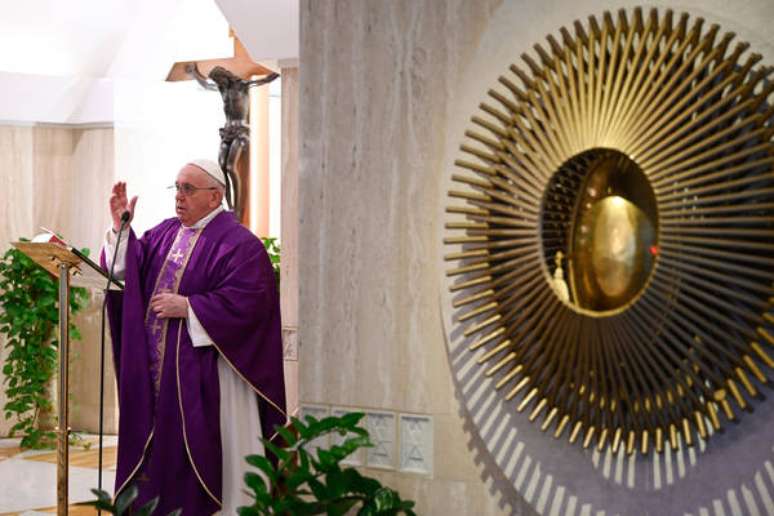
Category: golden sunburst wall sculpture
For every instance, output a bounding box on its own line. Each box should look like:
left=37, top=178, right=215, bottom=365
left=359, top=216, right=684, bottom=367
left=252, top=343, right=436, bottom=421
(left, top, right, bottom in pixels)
left=444, top=7, right=774, bottom=455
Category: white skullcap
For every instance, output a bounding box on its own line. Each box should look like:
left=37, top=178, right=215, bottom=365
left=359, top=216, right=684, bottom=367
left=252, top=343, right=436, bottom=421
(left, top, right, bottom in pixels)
left=187, top=159, right=226, bottom=187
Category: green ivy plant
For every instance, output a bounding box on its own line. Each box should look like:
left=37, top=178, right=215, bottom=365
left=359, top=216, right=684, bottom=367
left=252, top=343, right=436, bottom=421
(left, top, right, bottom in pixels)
left=241, top=412, right=416, bottom=515
left=261, top=237, right=281, bottom=287
left=0, top=242, right=90, bottom=448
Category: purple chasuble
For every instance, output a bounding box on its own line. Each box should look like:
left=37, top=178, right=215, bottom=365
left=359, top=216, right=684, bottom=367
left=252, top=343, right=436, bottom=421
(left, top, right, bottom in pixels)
left=104, top=211, right=286, bottom=514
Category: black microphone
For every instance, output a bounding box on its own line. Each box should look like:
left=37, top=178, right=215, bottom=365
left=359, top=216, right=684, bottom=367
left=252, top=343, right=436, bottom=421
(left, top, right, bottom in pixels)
left=120, top=210, right=131, bottom=224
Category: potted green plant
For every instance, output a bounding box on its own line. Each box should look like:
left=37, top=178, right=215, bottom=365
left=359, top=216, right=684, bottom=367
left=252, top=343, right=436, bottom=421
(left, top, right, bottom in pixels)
left=89, top=412, right=416, bottom=515
left=0, top=242, right=90, bottom=448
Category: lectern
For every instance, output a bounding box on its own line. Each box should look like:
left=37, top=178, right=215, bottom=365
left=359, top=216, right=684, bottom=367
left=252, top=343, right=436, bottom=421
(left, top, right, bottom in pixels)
left=12, top=240, right=122, bottom=515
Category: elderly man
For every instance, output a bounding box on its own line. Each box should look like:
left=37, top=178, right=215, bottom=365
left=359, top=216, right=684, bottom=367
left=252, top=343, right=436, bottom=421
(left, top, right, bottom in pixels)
left=102, top=159, right=286, bottom=514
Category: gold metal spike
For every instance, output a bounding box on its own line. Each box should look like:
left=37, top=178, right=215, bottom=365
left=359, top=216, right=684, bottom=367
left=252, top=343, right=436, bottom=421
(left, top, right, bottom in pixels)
left=744, top=355, right=768, bottom=383
left=469, top=327, right=505, bottom=351
left=541, top=407, right=559, bottom=431
left=707, top=402, right=721, bottom=431
left=495, top=364, right=523, bottom=389
left=485, top=352, right=516, bottom=376
left=459, top=302, right=499, bottom=323
left=454, top=159, right=496, bottom=176
left=555, top=415, right=571, bottom=439
left=444, top=249, right=489, bottom=261
left=751, top=342, right=774, bottom=368
left=612, top=428, right=623, bottom=454
left=655, top=428, right=664, bottom=454
left=757, top=327, right=774, bottom=346
left=449, top=275, right=491, bottom=292
left=445, top=205, right=487, bottom=216
left=505, top=376, right=531, bottom=401
left=626, top=431, right=636, bottom=455
left=452, top=289, right=494, bottom=308
left=443, top=236, right=488, bottom=246
left=463, top=314, right=502, bottom=337
left=477, top=339, right=512, bottom=364
left=570, top=421, right=584, bottom=444
left=735, top=367, right=757, bottom=397
left=640, top=430, right=649, bottom=455
left=583, top=426, right=596, bottom=449
left=719, top=398, right=736, bottom=421
left=694, top=411, right=707, bottom=440
left=529, top=398, right=549, bottom=421
left=597, top=428, right=609, bottom=452
left=727, top=379, right=747, bottom=410
left=682, top=418, right=693, bottom=447
left=669, top=424, right=678, bottom=451
left=517, top=388, right=539, bottom=412
left=451, top=174, right=493, bottom=189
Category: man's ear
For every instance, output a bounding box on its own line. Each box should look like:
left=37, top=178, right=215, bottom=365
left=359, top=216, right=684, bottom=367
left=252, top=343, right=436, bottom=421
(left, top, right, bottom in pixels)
left=213, top=190, right=224, bottom=208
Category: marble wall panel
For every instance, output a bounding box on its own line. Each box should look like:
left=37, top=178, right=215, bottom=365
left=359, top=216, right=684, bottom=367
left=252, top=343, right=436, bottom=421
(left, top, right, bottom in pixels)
left=32, top=127, right=76, bottom=237
left=69, top=291, right=118, bottom=434
left=299, top=0, right=498, bottom=416
left=0, top=125, right=117, bottom=436
left=0, top=126, right=35, bottom=246
left=70, top=128, right=115, bottom=254
left=0, top=125, right=35, bottom=436
left=281, top=67, right=300, bottom=417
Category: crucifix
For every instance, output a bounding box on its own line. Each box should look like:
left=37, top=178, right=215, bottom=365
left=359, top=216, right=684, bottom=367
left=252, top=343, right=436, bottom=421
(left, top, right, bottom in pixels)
left=166, top=33, right=276, bottom=232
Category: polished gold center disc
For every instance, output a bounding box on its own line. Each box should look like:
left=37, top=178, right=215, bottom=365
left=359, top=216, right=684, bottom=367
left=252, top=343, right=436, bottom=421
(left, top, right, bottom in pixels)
left=543, top=149, right=657, bottom=313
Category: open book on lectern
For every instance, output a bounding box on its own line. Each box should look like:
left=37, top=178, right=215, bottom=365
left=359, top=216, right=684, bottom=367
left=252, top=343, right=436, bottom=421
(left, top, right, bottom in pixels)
left=12, top=229, right=124, bottom=290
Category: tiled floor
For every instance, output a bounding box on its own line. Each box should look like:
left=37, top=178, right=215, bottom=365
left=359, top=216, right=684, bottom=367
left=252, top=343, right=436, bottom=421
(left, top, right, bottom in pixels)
left=0, top=435, right=117, bottom=515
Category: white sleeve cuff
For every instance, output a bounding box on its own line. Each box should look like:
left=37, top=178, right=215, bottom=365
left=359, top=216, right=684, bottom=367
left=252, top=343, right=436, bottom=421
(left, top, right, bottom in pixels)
left=103, top=227, right=129, bottom=280
left=188, top=302, right=214, bottom=348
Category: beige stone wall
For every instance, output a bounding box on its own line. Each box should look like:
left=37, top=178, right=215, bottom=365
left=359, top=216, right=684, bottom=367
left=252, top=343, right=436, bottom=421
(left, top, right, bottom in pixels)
left=281, top=66, right=300, bottom=417
left=0, top=125, right=117, bottom=436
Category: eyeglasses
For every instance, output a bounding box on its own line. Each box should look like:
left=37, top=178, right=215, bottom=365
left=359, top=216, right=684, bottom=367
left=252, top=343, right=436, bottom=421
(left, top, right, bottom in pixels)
left=168, top=182, right=218, bottom=196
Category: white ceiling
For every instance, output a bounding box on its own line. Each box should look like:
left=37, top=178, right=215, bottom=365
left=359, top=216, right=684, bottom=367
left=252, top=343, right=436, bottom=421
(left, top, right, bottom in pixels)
left=216, top=0, right=299, bottom=63
left=0, top=0, right=298, bottom=123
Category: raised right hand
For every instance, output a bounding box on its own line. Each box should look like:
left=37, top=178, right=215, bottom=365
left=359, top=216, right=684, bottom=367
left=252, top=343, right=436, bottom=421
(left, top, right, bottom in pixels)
left=109, top=182, right=138, bottom=232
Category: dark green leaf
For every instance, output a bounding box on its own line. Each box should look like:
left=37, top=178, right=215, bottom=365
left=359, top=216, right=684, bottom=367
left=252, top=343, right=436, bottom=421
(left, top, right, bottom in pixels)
left=115, top=484, right=139, bottom=514
left=275, top=425, right=297, bottom=446
left=307, top=477, right=328, bottom=501
left=244, top=471, right=268, bottom=496
left=134, top=496, right=159, bottom=516
left=262, top=439, right=290, bottom=462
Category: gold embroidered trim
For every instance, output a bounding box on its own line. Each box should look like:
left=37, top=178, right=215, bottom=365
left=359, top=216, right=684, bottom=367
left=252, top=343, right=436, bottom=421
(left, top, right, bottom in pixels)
left=208, top=338, right=288, bottom=425
left=145, top=226, right=203, bottom=394
left=188, top=302, right=287, bottom=442
left=114, top=431, right=154, bottom=499
left=175, top=320, right=222, bottom=507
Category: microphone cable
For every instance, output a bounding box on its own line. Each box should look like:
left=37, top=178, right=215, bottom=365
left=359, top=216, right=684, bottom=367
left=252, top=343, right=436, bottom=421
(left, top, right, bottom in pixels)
left=97, top=209, right=130, bottom=510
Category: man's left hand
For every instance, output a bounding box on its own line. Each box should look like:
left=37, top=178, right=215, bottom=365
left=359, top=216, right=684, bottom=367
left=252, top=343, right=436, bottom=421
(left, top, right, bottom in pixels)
left=151, top=293, right=188, bottom=319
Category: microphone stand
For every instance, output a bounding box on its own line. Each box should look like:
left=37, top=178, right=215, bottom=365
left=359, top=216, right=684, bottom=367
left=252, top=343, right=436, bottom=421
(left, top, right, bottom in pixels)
left=98, top=211, right=130, bottom=510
